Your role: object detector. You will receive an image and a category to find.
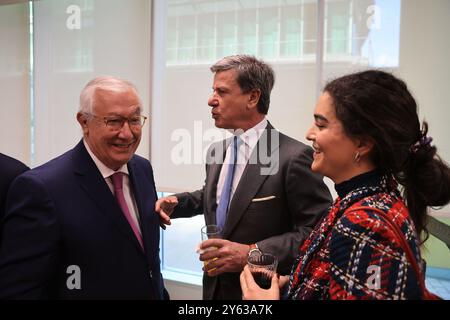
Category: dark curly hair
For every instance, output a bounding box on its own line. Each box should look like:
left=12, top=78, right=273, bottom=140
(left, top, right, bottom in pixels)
left=324, top=70, right=450, bottom=241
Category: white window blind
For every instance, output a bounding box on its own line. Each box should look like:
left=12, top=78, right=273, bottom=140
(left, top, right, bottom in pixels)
left=0, top=2, right=30, bottom=165
left=32, top=0, right=151, bottom=167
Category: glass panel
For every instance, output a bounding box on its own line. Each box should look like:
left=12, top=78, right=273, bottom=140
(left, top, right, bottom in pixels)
left=166, top=16, right=178, bottom=64
left=325, top=0, right=350, bottom=56
left=280, top=5, right=302, bottom=58
left=217, top=11, right=237, bottom=58
left=158, top=0, right=450, bottom=283
left=178, top=15, right=196, bottom=63
left=197, top=14, right=215, bottom=63
left=238, top=9, right=257, bottom=55
left=303, top=1, right=317, bottom=55
left=258, top=7, right=278, bottom=59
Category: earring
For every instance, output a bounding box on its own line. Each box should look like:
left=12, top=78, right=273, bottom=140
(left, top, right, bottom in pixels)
left=354, top=151, right=361, bottom=163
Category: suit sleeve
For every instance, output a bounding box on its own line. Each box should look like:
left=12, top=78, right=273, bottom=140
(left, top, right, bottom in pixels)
left=171, top=188, right=205, bottom=219
left=257, top=146, right=332, bottom=273
left=0, top=159, right=29, bottom=220
left=0, top=173, right=59, bottom=299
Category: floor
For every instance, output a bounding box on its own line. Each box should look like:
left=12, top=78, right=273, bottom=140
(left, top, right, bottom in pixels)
left=425, top=277, right=450, bottom=300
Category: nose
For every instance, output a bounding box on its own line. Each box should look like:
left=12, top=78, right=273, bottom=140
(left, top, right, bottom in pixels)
left=305, top=125, right=316, bottom=142
left=117, top=121, right=134, bottom=140
left=208, top=92, right=218, bottom=108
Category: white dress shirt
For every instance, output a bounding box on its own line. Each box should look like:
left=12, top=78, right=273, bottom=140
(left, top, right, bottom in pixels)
left=83, top=140, right=141, bottom=232
left=216, top=117, right=268, bottom=206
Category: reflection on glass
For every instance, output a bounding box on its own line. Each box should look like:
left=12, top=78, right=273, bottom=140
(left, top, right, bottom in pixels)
left=217, top=11, right=237, bottom=58
left=178, top=15, right=196, bottom=62
left=324, top=0, right=401, bottom=68
left=280, top=5, right=301, bottom=58
left=166, top=0, right=319, bottom=65
left=259, top=7, right=278, bottom=59
left=360, top=0, right=401, bottom=67
left=197, top=14, right=215, bottom=62
left=165, top=0, right=401, bottom=67
left=238, top=9, right=257, bottom=56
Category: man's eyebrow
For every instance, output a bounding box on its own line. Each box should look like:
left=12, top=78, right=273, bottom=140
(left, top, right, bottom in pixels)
left=105, top=111, right=141, bottom=117
left=213, top=86, right=229, bottom=91
left=314, top=114, right=328, bottom=122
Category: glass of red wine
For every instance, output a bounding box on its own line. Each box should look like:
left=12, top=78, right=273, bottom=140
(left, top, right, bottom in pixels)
left=247, top=253, right=278, bottom=289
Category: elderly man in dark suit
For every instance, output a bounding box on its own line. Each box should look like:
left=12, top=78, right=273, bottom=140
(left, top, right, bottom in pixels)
left=0, top=76, right=168, bottom=300
left=156, top=55, right=332, bottom=300
left=0, top=153, right=29, bottom=221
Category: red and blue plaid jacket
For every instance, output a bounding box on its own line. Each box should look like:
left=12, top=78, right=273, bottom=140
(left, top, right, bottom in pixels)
left=286, top=175, right=423, bottom=299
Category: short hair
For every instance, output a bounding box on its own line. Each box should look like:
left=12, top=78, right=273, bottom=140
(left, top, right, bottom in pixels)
left=210, top=55, right=275, bottom=114
left=79, top=76, right=141, bottom=115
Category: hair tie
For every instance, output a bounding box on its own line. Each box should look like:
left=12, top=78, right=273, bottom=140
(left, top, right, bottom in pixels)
left=410, top=135, right=433, bottom=154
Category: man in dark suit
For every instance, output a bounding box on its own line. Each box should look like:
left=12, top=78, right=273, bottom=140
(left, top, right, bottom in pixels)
left=156, top=55, right=332, bottom=300
left=0, top=76, right=168, bottom=300
left=0, top=153, right=29, bottom=221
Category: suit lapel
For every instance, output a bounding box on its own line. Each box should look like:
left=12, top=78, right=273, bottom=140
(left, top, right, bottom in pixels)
left=73, top=141, right=144, bottom=254
left=127, top=160, right=149, bottom=254
left=128, top=158, right=159, bottom=264
left=223, top=123, right=280, bottom=237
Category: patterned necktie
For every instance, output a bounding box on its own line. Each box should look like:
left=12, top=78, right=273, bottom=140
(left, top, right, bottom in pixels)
left=216, top=136, right=239, bottom=232
left=111, top=172, right=144, bottom=250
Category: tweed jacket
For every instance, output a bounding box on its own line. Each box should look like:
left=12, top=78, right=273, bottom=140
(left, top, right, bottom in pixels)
left=286, top=174, right=424, bottom=300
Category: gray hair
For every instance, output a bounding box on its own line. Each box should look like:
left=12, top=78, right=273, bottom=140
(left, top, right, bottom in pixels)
left=210, top=55, right=275, bottom=114
left=79, top=76, right=142, bottom=116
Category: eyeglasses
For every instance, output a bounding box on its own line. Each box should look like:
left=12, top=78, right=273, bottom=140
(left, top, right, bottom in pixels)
left=87, top=114, right=147, bottom=131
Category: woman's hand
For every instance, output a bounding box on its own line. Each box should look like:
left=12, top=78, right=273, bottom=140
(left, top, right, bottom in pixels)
left=240, top=265, right=281, bottom=300
left=278, top=275, right=289, bottom=291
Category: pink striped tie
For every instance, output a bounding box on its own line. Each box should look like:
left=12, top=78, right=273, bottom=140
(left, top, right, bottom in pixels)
left=111, top=172, right=144, bottom=250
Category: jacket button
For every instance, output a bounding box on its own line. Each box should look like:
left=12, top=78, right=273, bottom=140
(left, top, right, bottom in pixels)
left=149, top=270, right=153, bottom=278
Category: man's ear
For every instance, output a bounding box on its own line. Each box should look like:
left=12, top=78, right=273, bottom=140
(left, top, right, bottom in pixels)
left=247, top=89, right=261, bottom=110
left=77, top=112, right=89, bottom=135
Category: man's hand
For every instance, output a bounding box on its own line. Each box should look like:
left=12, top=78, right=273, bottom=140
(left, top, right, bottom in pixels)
left=240, top=265, right=280, bottom=300
left=198, top=239, right=250, bottom=276
left=155, top=196, right=178, bottom=229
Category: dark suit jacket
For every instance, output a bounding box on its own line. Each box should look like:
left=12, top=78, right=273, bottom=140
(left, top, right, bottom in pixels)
left=172, top=123, right=332, bottom=299
left=0, top=153, right=29, bottom=221
left=0, top=141, right=167, bottom=300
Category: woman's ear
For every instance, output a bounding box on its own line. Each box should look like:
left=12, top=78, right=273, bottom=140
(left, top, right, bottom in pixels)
left=356, top=136, right=375, bottom=158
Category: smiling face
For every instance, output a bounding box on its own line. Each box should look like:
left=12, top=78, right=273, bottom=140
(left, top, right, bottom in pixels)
left=207, top=69, right=261, bottom=131
left=305, top=92, right=367, bottom=184
left=77, top=88, right=142, bottom=170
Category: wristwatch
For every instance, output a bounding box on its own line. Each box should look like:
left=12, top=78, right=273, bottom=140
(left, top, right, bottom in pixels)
left=248, top=243, right=262, bottom=257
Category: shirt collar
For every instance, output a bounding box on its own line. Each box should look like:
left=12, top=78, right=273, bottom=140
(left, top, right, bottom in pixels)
left=83, top=139, right=129, bottom=179
left=236, top=117, right=267, bottom=149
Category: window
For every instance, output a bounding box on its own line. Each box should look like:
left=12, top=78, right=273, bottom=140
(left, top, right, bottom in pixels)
left=153, top=0, right=450, bottom=285
left=1, top=0, right=448, bottom=288
left=159, top=193, right=204, bottom=283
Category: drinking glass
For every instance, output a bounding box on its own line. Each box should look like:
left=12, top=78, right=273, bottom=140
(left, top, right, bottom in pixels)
left=247, top=253, right=278, bottom=289
left=200, top=224, right=221, bottom=268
